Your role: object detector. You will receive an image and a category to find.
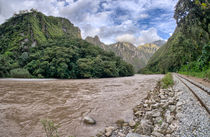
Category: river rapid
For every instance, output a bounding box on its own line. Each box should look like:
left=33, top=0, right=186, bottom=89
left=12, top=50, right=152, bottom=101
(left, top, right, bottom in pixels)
left=0, top=74, right=163, bottom=137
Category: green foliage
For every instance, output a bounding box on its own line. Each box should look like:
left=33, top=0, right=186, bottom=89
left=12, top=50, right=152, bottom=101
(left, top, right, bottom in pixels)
left=23, top=38, right=134, bottom=78
left=161, top=73, right=174, bottom=89
left=41, top=119, right=59, bottom=137
left=0, top=10, right=134, bottom=79
left=179, top=43, right=210, bottom=79
left=10, top=68, right=31, bottom=78
left=204, top=68, right=210, bottom=80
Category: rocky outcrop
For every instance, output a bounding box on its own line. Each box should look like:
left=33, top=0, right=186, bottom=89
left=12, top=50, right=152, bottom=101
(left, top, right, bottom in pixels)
left=85, top=36, right=107, bottom=50
left=137, top=44, right=159, bottom=54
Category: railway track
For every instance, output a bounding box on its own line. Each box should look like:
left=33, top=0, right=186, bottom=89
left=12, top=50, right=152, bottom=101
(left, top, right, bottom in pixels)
left=175, top=74, right=210, bottom=115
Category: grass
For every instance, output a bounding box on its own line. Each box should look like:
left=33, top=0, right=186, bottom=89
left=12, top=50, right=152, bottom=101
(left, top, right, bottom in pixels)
left=179, top=68, right=210, bottom=80
left=41, top=119, right=75, bottom=137
left=161, top=73, right=174, bottom=89
left=41, top=119, right=60, bottom=137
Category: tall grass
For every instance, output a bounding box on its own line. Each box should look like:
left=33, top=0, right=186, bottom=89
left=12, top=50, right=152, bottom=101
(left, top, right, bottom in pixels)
left=161, top=73, right=174, bottom=89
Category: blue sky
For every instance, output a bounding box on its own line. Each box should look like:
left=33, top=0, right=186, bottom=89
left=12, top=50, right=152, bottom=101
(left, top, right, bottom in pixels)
left=0, top=0, right=178, bottom=45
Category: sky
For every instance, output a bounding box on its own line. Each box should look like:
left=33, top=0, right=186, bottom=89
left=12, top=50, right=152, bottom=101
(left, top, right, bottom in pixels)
left=0, top=0, right=178, bottom=46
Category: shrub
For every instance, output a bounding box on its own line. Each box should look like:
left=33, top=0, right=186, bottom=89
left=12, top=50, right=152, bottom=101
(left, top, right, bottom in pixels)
left=161, top=73, right=174, bottom=89
left=10, top=68, right=31, bottom=78
left=204, top=68, right=210, bottom=80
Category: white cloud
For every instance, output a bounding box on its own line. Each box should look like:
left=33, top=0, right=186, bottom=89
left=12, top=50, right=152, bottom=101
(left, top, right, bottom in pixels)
left=138, top=28, right=162, bottom=45
left=116, top=34, right=137, bottom=44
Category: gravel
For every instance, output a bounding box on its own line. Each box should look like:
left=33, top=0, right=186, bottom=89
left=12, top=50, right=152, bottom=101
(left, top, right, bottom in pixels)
left=173, top=75, right=210, bottom=137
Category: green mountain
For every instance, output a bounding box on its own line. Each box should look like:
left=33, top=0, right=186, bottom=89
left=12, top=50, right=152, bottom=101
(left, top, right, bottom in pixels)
left=85, top=36, right=164, bottom=72
left=141, top=0, right=210, bottom=78
left=0, top=10, right=134, bottom=78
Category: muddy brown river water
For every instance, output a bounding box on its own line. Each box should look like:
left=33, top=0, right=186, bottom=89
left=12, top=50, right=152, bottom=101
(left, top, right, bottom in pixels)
left=0, top=74, right=163, bottom=137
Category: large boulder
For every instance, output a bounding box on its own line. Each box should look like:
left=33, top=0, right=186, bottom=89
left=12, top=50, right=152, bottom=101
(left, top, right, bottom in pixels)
left=83, top=116, right=96, bottom=125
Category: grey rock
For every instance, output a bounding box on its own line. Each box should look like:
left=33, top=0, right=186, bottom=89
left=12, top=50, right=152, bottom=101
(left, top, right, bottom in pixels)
left=159, top=122, right=169, bottom=134
left=129, top=120, right=136, bottom=127
left=83, top=116, right=96, bottom=125
left=165, top=110, right=174, bottom=123
left=135, top=111, right=144, bottom=117
left=118, top=132, right=126, bottom=137
left=140, top=119, right=154, bottom=135
left=126, top=133, right=149, bottom=137
left=151, top=103, right=160, bottom=109
left=151, top=131, right=164, bottom=137
left=105, top=126, right=115, bottom=137
left=168, top=105, right=176, bottom=112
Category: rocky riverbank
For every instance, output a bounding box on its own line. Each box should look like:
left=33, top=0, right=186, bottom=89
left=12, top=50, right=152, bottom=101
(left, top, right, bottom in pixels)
left=96, top=80, right=181, bottom=137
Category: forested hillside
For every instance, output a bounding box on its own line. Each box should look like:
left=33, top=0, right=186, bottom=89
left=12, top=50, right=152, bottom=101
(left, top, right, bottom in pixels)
left=0, top=10, right=134, bottom=78
left=141, top=0, right=210, bottom=79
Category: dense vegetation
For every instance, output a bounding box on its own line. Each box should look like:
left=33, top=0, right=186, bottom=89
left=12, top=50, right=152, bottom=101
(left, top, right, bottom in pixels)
left=140, top=0, right=210, bottom=79
left=0, top=10, right=134, bottom=78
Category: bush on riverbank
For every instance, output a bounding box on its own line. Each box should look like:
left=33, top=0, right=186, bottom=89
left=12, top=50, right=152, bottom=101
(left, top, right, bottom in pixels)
left=161, top=73, right=174, bottom=89
left=10, top=68, right=31, bottom=78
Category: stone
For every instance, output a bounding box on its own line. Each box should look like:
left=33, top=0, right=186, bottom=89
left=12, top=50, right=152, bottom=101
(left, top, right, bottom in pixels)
left=135, top=111, right=144, bottom=117
left=168, top=92, right=174, bottom=97
left=126, top=133, right=149, bottom=137
left=159, top=122, right=169, bottom=134
left=153, top=116, right=163, bottom=125
left=129, top=120, right=136, bottom=127
left=96, top=131, right=104, bottom=137
left=168, top=98, right=175, bottom=105
left=140, top=119, right=153, bottom=135
left=143, top=104, right=149, bottom=108
left=151, top=103, right=160, bottom=109
left=145, top=100, right=150, bottom=104
left=116, top=119, right=125, bottom=127
left=118, top=132, right=126, bottom=137
left=133, top=107, right=139, bottom=113
left=165, top=110, right=174, bottom=123
left=83, top=116, right=96, bottom=125
left=165, top=134, right=171, bottom=137
left=160, top=95, right=166, bottom=100
left=123, top=122, right=129, bottom=126
left=105, top=126, right=115, bottom=137
left=176, top=101, right=183, bottom=107
left=168, top=122, right=177, bottom=133
left=168, top=105, right=176, bottom=112
left=146, top=109, right=161, bottom=118
left=151, top=131, right=164, bottom=137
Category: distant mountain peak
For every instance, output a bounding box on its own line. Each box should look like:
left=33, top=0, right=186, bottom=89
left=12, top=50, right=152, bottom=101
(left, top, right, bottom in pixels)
left=85, top=35, right=107, bottom=50
left=152, top=40, right=166, bottom=47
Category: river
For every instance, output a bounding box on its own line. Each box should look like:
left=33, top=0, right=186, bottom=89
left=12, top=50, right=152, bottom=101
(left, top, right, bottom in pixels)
left=0, top=74, right=163, bottom=137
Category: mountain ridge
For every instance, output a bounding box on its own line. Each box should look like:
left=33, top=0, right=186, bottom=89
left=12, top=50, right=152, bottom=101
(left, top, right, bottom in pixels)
left=85, top=36, right=165, bottom=71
